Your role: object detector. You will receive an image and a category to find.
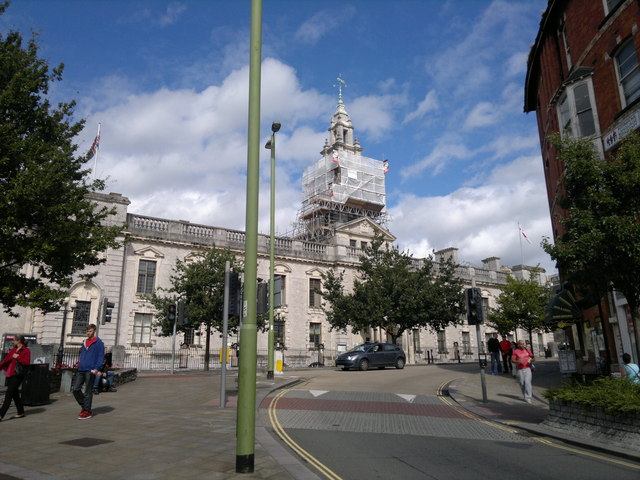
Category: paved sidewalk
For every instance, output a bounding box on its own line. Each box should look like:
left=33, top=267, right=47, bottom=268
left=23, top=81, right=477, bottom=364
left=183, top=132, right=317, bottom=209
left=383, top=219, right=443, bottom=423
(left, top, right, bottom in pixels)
left=446, top=359, right=640, bottom=463
left=0, top=371, right=315, bottom=480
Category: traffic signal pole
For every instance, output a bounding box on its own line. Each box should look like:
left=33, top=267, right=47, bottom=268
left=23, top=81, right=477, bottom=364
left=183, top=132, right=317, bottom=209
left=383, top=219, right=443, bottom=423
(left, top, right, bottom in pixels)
left=470, top=272, right=488, bottom=403
left=236, top=0, right=262, bottom=473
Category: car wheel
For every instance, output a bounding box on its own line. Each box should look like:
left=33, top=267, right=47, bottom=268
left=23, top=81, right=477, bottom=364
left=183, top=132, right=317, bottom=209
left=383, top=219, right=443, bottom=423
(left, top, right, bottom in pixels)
left=395, top=357, right=405, bottom=369
left=359, top=359, right=369, bottom=371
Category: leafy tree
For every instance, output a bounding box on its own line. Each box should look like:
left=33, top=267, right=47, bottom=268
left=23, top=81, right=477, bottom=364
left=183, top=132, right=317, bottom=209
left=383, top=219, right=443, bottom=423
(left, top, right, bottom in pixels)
left=148, top=248, right=243, bottom=370
left=487, top=274, right=551, bottom=345
left=0, top=2, right=122, bottom=313
left=320, top=234, right=466, bottom=344
left=542, top=133, right=640, bottom=355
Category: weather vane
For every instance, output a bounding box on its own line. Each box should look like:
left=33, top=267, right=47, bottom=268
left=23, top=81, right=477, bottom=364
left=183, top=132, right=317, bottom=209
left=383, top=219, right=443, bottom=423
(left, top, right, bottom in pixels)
left=333, top=73, right=347, bottom=104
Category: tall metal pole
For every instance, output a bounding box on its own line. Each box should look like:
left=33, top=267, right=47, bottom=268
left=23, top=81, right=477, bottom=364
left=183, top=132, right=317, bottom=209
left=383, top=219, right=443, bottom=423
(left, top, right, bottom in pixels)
left=266, top=122, right=280, bottom=380
left=220, top=261, right=231, bottom=408
left=471, top=270, right=488, bottom=403
left=236, top=0, right=262, bottom=473
left=56, top=307, right=69, bottom=366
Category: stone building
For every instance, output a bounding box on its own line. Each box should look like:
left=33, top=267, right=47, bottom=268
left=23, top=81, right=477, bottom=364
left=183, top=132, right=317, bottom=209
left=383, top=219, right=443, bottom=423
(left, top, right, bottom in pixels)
left=1, top=96, right=552, bottom=368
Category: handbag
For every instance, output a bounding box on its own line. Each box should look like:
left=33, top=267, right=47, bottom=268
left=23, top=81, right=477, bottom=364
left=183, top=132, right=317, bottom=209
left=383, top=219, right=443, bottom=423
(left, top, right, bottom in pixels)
left=15, top=361, right=27, bottom=376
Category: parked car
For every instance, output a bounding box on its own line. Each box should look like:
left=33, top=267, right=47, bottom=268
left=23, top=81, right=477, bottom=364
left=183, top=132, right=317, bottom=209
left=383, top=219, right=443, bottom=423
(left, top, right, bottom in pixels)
left=335, top=342, right=406, bottom=371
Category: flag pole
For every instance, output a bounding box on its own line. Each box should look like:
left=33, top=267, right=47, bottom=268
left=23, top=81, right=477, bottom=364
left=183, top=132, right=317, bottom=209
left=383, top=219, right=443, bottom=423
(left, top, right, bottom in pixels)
left=92, top=123, right=101, bottom=181
left=518, top=222, right=524, bottom=266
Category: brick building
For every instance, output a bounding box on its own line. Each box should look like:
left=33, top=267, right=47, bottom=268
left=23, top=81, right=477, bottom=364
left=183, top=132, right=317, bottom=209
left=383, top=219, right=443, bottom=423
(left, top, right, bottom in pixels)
left=524, top=0, right=640, bottom=367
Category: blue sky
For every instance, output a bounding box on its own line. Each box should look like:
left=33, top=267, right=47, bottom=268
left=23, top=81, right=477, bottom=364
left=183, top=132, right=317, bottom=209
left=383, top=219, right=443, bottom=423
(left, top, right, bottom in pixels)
left=2, top=0, right=555, bottom=273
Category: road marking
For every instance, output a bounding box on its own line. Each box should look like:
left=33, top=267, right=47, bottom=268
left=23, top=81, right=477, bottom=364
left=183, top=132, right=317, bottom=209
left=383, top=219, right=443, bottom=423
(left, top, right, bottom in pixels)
left=268, top=387, right=344, bottom=480
left=436, top=380, right=519, bottom=433
left=396, top=394, right=416, bottom=403
left=532, top=437, right=640, bottom=470
left=309, top=390, right=329, bottom=397
left=439, top=380, right=640, bottom=470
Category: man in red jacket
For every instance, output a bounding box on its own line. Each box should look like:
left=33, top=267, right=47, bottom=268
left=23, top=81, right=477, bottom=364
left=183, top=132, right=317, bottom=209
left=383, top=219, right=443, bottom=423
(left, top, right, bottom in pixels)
left=499, top=336, right=513, bottom=376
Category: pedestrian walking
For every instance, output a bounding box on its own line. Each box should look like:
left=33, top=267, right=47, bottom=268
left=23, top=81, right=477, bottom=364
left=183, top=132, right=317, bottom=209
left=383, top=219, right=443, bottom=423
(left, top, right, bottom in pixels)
left=512, top=339, right=535, bottom=403
left=499, top=336, right=513, bottom=375
left=620, top=353, right=640, bottom=385
left=72, top=324, right=104, bottom=420
left=487, top=333, right=502, bottom=375
left=0, top=334, right=31, bottom=421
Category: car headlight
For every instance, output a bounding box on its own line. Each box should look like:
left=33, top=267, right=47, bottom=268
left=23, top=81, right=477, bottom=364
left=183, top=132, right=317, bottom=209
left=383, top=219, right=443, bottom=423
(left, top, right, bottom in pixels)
left=346, top=355, right=357, bottom=360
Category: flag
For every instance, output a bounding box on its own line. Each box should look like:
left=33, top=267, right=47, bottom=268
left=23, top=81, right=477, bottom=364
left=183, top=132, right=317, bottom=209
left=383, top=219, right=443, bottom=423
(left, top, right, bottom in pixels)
left=383, top=160, right=389, bottom=174
left=87, top=134, right=100, bottom=160
left=520, top=226, right=532, bottom=244
left=332, top=150, right=339, bottom=163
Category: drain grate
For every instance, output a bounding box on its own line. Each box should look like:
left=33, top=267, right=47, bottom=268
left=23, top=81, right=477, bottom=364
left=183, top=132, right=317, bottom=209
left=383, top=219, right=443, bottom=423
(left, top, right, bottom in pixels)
left=60, top=437, right=114, bottom=447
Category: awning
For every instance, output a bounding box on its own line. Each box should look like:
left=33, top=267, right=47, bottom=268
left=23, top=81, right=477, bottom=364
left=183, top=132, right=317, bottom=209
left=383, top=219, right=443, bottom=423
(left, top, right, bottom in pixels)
left=545, top=288, right=582, bottom=327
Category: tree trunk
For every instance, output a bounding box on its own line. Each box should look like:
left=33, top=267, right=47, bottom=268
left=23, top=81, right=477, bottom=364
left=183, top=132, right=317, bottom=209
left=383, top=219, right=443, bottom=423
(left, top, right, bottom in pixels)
left=204, top=323, right=211, bottom=371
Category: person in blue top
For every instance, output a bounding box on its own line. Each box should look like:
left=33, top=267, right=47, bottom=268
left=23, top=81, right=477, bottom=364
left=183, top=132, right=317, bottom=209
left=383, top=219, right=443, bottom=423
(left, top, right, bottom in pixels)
left=620, top=353, right=640, bottom=385
left=72, top=324, right=104, bottom=420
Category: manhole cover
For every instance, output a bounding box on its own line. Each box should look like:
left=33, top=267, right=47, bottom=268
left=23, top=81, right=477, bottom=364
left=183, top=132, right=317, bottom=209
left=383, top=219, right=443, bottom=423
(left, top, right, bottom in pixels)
left=60, top=437, right=114, bottom=447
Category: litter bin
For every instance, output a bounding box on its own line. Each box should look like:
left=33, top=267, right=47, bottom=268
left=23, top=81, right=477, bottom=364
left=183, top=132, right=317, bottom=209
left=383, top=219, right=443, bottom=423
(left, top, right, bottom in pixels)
left=21, top=363, right=50, bottom=405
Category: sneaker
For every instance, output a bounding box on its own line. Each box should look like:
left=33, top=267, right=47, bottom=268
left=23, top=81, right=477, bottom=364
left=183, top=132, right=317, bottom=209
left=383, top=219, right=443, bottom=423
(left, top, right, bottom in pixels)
left=77, top=409, right=86, bottom=419
left=92, top=389, right=100, bottom=395
left=525, top=398, right=532, bottom=404
left=107, top=387, right=117, bottom=393
left=79, top=411, right=93, bottom=420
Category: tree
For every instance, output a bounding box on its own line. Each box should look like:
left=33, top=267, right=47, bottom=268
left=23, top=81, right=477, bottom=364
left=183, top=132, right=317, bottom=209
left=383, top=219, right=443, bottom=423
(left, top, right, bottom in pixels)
left=542, top=133, right=640, bottom=356
left=148, top=248, right=243, bottom=370
left=487, top=274, right=551, bottom=345
left=0, top=2, right=122, bottom=313
left=320, top=234, right=466, bottom=344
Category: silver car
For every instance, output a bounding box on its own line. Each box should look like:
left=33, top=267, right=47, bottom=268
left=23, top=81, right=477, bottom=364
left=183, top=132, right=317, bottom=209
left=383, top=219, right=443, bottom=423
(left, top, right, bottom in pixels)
left=335, top=342, right=406, bottom=371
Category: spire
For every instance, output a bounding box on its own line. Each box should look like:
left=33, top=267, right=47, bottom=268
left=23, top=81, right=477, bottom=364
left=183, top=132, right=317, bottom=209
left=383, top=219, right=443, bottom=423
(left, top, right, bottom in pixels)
left=334, top=73, right=346, bottom=105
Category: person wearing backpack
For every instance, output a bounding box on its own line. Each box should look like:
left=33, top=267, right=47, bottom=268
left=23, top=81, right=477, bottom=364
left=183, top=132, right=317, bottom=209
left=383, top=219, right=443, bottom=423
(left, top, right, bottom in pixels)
left=0, top=334, right=31, bottom=421
left=620, top=353, right=640, bottom=385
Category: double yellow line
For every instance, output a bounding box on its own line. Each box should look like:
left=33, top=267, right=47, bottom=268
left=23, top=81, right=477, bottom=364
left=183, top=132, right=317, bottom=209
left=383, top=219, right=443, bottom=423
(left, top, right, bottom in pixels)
left=268, top=387, right=344, bottom=480
left=438, top=380, right=640, bottom=470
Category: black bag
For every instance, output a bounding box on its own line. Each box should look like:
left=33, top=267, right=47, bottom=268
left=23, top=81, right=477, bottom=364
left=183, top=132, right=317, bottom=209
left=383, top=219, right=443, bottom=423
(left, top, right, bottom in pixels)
left=15, top=361, right=27, bottom=376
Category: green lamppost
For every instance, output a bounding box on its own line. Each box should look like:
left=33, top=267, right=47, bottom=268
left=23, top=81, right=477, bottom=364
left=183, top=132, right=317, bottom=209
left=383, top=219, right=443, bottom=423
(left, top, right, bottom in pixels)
left=265, top=120, right=280, bottom=380
left=236, top=0, right=262, bottom=473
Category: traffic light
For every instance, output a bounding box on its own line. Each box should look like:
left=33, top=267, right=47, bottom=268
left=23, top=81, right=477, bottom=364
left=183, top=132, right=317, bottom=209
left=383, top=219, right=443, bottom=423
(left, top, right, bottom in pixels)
left=177, top=300, right=188, bottom=326
left=167, top=303, right=177, bottom=323
left=101, top=298, right=115, bottom=324
left=228, top=272, right=242, bottom=317
left=465, top=287, right=484, bottom=325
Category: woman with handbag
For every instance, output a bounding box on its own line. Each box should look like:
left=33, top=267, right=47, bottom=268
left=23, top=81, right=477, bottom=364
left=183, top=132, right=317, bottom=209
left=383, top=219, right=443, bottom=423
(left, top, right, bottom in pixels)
left=0, top=334, right=31, bottom=421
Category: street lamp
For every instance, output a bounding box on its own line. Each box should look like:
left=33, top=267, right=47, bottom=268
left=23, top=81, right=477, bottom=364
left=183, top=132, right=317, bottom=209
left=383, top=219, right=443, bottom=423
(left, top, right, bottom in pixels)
left=56, top=298, right=75, bottom=366
left=265, top=120, right=280, bottom=380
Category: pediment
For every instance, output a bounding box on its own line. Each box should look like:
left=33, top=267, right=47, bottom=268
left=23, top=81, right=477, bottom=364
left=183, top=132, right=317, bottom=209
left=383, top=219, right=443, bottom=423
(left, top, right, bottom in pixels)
left=335, top=217, right=395, bottom=241
left=133, top=246, right=165, bottom=259
left=305, top=267, right=324, bottom=277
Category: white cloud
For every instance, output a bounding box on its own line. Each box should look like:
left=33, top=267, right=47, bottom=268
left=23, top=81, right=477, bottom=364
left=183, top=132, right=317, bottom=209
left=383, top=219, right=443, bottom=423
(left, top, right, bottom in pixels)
left=401, top=139, right=473, bottom=180
left=293, top=7, right=356, bottom=45
left=464, top=101, right=500, bottom=129
left=157, top=3, right=188, bottom=26
left=403, top=90, right=439, bottom=124
left=390, top=154, right=555, bottom=273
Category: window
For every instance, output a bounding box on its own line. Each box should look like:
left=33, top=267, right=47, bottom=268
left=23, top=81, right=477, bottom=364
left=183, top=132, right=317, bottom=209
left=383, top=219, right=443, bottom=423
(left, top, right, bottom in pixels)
left=616, top=40, right=640, bottom=107
left=462, top=332, right=472, bottom=355
left=556, top=80, right=597, bottom=139
left=560, top=24, right=571, bottom=70
left=133, top=313, right=152, bottom=344
left=360, top=241, right=368, bottom=249
left=309, top=278, right=322, bottom=308
left=605, top=0, right=624, bottom=15
left=437, top=330, right=447, bottom=354
left=349, top=239, right=357, bottom=247
left=183, top=328, right=196, bottom=346
left=309, top=322, right=321, bottom=348
left=71, top=300, right=92, bottom=335
left=274, top=275, right=286, bottom=307
left=137, top=260, right=157, bottom=294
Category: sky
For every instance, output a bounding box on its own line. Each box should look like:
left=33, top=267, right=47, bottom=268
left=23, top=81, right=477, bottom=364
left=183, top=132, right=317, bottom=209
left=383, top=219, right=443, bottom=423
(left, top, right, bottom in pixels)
left=2, top=0, right=557, bottom=274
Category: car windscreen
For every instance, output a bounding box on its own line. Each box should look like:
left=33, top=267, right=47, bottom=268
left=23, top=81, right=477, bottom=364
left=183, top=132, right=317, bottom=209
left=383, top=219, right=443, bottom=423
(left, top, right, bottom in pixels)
left=346, top=344, right=370, bottom=353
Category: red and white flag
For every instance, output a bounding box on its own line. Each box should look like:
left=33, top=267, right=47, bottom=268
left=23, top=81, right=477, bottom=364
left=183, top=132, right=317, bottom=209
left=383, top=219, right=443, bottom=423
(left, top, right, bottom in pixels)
left=87, top=133, right=100, bottom=160
left=519, top=224, right=532, bottom=244
left=332, top=150, right=339, bottom=163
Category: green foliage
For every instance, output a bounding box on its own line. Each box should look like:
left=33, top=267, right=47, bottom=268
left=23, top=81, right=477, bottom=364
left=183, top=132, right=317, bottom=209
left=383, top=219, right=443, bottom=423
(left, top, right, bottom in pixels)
left=542, top=133, right=640, bottom=317
left=0, top=3, right=122, bottom=313
left=543, top=377, right=640, bottom=414
left=147, top=248, right=243, bottom=336
left=487, top=274, right=551, bottom=340
left=320, top=233, right=466, bottom=344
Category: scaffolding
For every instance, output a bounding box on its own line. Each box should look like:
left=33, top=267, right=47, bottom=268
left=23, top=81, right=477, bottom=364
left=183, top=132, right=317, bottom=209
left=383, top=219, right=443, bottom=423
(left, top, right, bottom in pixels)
left=291, top=149, right=388, bottom=242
